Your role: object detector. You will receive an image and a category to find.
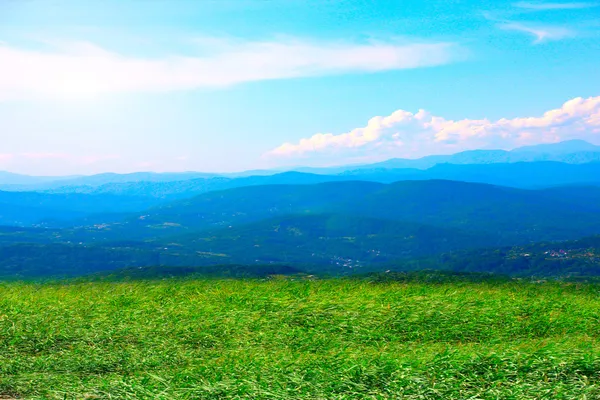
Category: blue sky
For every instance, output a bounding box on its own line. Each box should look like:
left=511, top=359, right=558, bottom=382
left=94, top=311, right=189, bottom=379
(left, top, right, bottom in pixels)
left=1, top=0, right=599, bottom=175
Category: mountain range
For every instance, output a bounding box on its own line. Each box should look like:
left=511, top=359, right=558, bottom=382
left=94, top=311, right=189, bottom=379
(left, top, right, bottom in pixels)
left=292, top=139, right=600, bottom=173
left=2, top=140, right=600, bottom=189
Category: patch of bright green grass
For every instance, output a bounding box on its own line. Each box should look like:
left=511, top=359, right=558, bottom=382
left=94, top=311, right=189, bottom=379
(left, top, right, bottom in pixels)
left=1, top=278, right=599, bottom=399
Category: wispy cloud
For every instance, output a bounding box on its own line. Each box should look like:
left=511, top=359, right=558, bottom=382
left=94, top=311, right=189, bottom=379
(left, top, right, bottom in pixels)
left=514, top=1, right=598, bottom=10
left=20, top=152, right=70, bottom=160
left=0, top=153, right=121, bottom=166
left=266, top=96, right=600, bottom=163
left=0, top=37, right=464, bottom=101
left=483, top=10, right=576, bottom=43
left=14, top=152, right=118, bottom=164
left=498, top=21, right=575, bottom=43
left=0, top=151, right=193, bottom=175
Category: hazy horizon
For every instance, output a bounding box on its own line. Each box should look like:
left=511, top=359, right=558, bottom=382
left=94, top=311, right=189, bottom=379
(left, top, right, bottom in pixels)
left=0, top=138, right=597, bottom=177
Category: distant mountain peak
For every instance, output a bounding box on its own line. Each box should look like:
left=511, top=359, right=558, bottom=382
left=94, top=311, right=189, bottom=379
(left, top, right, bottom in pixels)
left=511, top=140, right=600, bottom=155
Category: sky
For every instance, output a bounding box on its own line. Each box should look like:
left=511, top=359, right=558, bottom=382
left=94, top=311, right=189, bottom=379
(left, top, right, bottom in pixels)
left=1, top=0, right=599, bottom=175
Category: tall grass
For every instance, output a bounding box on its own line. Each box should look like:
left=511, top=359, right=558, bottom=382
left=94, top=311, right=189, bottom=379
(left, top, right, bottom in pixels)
left=1, top=278, right=599, bottom=399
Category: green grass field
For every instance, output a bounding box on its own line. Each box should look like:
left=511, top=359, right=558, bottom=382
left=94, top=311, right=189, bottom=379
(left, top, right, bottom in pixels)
left=1, top=277, right=600, bottom=399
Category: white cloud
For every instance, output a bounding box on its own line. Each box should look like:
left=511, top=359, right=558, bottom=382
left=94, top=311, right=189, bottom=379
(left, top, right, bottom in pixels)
left=514, top=1, right=597, bottom=10
left=266, top=96, right=600, bottom=162
left=0, top=37, right=462, bottom=101
left=498, top=22, right=575, bottom=43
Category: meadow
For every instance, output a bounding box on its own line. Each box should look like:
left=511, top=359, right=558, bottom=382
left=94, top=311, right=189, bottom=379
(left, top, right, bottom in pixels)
left=1, top=276, right=600, bottom=399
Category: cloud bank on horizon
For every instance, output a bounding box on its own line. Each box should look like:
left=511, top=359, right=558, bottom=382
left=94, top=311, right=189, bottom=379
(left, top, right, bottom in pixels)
left=267, top=96, right=600, bottom=164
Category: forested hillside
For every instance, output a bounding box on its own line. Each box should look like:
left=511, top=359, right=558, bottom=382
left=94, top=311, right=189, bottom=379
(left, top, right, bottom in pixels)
left=3, top=175, right=600, bottom=278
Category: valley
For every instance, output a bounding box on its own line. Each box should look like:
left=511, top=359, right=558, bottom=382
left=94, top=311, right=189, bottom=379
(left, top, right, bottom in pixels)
left=3, top=142, right=600, bottom=279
